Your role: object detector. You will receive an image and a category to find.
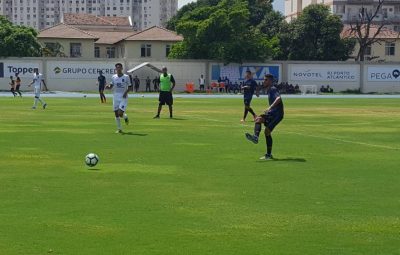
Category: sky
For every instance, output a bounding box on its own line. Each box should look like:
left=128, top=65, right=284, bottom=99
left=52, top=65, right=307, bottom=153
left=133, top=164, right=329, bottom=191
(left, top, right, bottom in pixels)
left=178, top=0, right=285, bottom=13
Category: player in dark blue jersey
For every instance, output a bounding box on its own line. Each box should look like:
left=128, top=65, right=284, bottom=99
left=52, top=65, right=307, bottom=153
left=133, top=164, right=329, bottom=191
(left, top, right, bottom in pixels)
left=97, top=71, right=107, bottom=103
left=241, top=70, right=259, bottom=122
left=245, top=74, right=284, bottom=160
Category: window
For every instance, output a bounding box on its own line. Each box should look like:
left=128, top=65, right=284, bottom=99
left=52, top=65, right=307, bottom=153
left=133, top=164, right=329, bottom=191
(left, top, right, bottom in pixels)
left=165, top=45, right=171, bottom=57
left=365, top=45, right=371, bottom=56
left=94, top=46, right=100, bottom=58
left=336, top=4, right=345, bottom=14
left=70, top=43, right=82, bottom=57
left=385, top=42, right=395, bottom=56
left=141, top=44, right=151, bottom=57
left=106, top=47, right=116, bottom=58
left=394, top=25, right=400, bottom=32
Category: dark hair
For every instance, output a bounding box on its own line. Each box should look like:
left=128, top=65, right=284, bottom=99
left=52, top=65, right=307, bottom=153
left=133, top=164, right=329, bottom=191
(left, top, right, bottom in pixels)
left=246, top=70, right=252, bottom=74
left=115, top=63, right=123, bottom=68
left=264, top=74, right=274, bottom=80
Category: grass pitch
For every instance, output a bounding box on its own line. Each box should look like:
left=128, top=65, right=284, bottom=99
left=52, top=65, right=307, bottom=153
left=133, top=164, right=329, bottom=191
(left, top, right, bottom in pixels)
left=0, top=96, right=399, bottom=255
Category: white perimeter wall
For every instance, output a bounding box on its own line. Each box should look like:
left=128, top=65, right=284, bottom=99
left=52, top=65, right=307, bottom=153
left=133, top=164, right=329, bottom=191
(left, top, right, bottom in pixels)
left=0, top=58, right=399, bottom=93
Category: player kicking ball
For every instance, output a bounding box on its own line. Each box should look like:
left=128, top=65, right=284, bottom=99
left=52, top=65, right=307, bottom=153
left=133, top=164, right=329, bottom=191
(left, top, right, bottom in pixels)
left=106, top=63, right=132, bottom=133
left=245, top=74, right=284, bottom=160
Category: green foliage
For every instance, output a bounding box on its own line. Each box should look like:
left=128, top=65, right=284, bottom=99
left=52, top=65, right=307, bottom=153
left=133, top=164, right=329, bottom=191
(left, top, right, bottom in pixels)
left=276, top=4, right=355, bottom=60
left=0, top=16, right=41, bottom=57
left=42, top=42, right=66, bottom=57
left=169, top=0, right=275, bottom=63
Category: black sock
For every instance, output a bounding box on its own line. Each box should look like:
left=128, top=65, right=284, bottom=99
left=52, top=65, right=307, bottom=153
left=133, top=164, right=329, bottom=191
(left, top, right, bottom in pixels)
left=254, top=123, right=261, bottom=137
left=266, top=134, right=273, bottom=155
left=243, top=108, right=249, bottom=120
left=248, top=107, right=256, bottom=117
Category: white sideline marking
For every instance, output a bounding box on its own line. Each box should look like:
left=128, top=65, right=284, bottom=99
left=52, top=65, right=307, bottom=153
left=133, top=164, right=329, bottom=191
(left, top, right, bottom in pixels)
left=283, top=131, right=400, bottom=151
left=183, top=114, right=400, bottom=151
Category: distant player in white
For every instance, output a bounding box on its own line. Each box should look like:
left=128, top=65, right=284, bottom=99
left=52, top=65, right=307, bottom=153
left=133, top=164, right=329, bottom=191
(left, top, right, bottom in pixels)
left=106, top=63, right=132, bottom=133
left=28, top=68, right=47, bottom=109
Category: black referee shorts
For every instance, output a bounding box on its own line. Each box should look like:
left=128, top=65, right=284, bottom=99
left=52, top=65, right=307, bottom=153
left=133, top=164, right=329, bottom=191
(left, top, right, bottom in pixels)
left=159, top=91, right=173, bottom=106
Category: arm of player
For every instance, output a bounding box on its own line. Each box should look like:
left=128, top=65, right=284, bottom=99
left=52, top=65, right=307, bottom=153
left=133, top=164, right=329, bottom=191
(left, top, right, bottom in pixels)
left=170, top=75, right=176, bottom=92
left=255, top=81, right=260, bottom=97
left=268, top=96, right=282, bottom=112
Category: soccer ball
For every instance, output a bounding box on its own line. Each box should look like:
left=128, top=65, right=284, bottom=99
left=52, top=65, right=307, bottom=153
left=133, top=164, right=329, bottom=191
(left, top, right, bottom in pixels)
left=85, top=153, right=99, bottom=167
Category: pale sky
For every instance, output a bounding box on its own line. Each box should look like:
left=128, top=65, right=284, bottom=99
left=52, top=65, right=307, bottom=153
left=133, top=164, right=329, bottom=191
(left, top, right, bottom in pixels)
left=178, top=0, right=285, bottom=13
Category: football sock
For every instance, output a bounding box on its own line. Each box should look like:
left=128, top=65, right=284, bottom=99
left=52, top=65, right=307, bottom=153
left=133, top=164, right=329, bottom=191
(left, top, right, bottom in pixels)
left=115, top=117, right=122, bottom=130
left=248, top=107, right=256, bottom=117
left=266, top=134, right=273, bottom=155
left=33, top=97, right=38, bottom=107
left=38, top=98, right=45, bottom=105
left=254, top=123, right=261, bottom=137
left=243, top=109, right=249, bottom=120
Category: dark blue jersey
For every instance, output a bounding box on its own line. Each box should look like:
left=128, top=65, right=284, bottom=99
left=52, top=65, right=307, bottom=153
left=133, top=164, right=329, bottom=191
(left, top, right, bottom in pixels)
left=243, top=79, right=257, bottom=98
left=268, top=86, right=284, bottom=114
left=98, top=75, right=106, bottom=87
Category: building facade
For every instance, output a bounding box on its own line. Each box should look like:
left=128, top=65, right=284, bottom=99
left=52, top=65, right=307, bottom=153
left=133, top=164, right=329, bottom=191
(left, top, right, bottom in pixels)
left=0, top=0, right=178, bottom=30
left=285, top=0, right=400, bottom=32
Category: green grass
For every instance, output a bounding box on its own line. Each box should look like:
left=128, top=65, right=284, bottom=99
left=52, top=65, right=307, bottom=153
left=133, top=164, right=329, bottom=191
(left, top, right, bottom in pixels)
left=0, top=96, right=399, bottom=255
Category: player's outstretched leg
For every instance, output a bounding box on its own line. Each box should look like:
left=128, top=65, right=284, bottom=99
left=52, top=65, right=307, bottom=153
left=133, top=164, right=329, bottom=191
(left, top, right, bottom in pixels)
left=245, top=116, right=263, bottom=144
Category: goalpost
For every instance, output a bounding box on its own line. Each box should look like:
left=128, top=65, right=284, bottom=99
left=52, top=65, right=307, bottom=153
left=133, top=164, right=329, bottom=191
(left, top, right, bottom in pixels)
left=300, top=85, right=318, bottom=95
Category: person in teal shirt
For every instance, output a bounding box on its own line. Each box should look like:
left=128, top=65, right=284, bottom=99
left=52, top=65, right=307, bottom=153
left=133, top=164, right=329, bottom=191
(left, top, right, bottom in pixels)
left=154, top=66, right=176, bottom=119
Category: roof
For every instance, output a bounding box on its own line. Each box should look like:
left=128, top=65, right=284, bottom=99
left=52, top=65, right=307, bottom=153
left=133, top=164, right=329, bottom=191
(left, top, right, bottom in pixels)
left=127, top=62, right=163, bottom=73
left=88, top=30, right=137, bottom=45
left=342, top=25, right=400, bottom=39
left=63, top=13, right=131, bottom=27
left=125, top=26, right=183, bottom=42
left=38, top=23, right=98, bottom=40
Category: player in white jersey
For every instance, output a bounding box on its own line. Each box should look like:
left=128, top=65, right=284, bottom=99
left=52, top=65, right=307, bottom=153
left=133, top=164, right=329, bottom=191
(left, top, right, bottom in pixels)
left=106, top=63, right=132, bottom=133
left=28, top=68, right=47, bottom=109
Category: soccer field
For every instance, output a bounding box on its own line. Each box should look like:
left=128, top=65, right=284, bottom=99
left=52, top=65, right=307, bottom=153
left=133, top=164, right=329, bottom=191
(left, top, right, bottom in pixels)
left=0, top=96, right=399, bottom=255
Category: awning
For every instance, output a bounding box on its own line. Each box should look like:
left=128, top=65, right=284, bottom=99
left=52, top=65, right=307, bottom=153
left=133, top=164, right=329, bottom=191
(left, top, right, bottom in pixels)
left=127, top=62, right=163, bottom=73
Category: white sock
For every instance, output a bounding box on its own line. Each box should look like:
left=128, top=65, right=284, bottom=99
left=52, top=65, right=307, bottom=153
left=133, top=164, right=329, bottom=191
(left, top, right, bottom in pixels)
left=38, top=98, right=45, bottom=105
left=115, top=117, right=122, bottom=130
left=123, top=113, right=128, bottom=120
left=33, top=98, right=38, bottom=107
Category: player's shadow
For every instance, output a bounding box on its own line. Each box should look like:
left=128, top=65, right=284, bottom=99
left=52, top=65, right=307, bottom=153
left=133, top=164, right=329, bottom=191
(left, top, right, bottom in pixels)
left=258, top=157, right=307, bottom=163
left=170, top=117, right=187, bottom=121
left=122, top=132, right=148, bottom=136
left=87, top=168, right=101, bottom=171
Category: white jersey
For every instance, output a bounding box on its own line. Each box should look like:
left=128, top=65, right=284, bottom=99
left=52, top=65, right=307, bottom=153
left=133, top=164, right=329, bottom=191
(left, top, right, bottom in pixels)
left=111, top=74, right=131, bottom=98
left=33, top=73, right=43, bottom=89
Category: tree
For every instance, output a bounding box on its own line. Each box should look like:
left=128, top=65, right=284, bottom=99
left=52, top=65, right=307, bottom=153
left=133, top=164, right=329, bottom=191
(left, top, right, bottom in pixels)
left=169, top=0, right=274, bottom=63
left=276, top=4, right=355, bottom=61
left=346, top=0, right=389, bottom=61
left=0, top=16, right=41, bottom=57
left=42, top=42, right=66, bottom=57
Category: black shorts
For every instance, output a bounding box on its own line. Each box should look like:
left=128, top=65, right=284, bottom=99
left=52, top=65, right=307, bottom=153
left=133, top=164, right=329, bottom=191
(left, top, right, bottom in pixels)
left=99, top=85, right=105, bottom=92
left=16, top=85, right=21, bottom=90
left=244, top=97, right=253, bottom=106
left=159, top=91, right=173, bottom=105
left=260, top=111, right=284, bottom=132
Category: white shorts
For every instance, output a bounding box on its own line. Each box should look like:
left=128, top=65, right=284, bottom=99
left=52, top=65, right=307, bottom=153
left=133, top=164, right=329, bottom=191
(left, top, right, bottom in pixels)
left=34, top=87, right=41, bottom=98
left=113, top=96, right=128, bottom=112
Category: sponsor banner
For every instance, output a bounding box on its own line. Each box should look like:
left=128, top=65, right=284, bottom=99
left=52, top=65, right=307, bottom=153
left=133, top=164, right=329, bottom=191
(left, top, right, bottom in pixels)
left=368, top=66, right=400, bottom=82
left=48, top=62, right=116, bottom=79
left=290, top=64, right=359, bottom=81
left=212, top=65, right=280, bottom=81
left=0, top=61, right=40, bottom=78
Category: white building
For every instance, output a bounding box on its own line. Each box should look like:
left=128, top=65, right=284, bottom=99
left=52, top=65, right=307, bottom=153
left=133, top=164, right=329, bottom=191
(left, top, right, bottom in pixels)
left=0, top=0, right=178, bottom=30
left=285, top=0, right=400, bottom=31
